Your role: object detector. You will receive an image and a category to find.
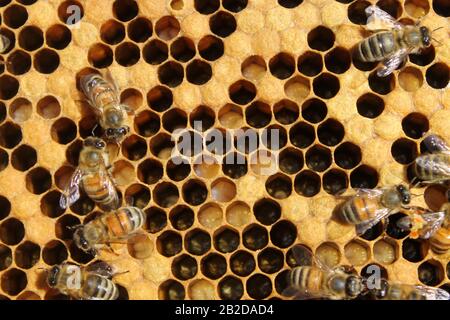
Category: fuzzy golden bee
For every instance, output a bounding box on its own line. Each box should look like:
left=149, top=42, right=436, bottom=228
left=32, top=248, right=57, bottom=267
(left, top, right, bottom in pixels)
left=60, top=137, right=119, bottom=211
left=334, top=185, right=411, bottom=235
left=80, top=70, right=132, bottom=143
left=413, top=134, right=450, bottom=184
left=72, top=206, right=146, bottom=255
left=46, top=262, right=119, bottom=300
left=356, top=5, right=439, bottom=77
left=372, top=280, right=450, bottom=300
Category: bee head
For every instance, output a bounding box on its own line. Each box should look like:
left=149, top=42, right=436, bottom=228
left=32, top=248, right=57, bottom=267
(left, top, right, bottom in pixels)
left=83, top=137, right=106, bottom=150
left=47, top=265, right=60, bottom=288
left=419, top=26, right=431, bottom=47
left=105, top=126, right=129, bottom=142
left=73, top=227, right=92, bottom=253
left=396, top=185, right=411, bottom=205
left=346, top=275, right=363, bottom=297
left=396, top=215, right=413, bottom=231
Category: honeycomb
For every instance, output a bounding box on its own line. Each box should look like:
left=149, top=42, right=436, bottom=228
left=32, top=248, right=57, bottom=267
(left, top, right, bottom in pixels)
left=0, top=0, right=449, bottom=300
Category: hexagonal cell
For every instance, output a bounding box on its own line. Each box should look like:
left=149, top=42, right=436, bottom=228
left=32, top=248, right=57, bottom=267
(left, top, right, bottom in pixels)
left=229, top=80, right=257, bottom=105
left=345, top=240, right=370, bottom=266
left=137, top=159, right=163, bottom=185
left=153, top=182, right=179, bottom=208
left=58, top=0, right=84, bottom=25
left=169, top=205, right=194, bottom=231
left=100, top=19, right=125, bottom=45
left=214, top=227, right=240, bottom=253
left=11, top=144, right=37, bottom=171
left=298, top=51, right=322, bottom=77
left=190, top=105, right=216, bottom=132
left=162, top=108, right=187, bottom=133
left=0, top=149, right=7, bottom=172
left=201, top=253, right=227, bottom=279
left=350, top=165, right=379, bottom=189
left=186, top=60, right=213, bottom=85
left=157, top=230, right=182, bottom=257
left=359, top=221, right=384, bottom=241
left=172, top=254, right=198, bottom=280
left=167, top=158, right=191, bottom=182
left=294, top=170, right=321, bottom=197
left=245, top=101, right=271, bottom=129
left=188, top=279, right=215, bottom=300
left=325, top=47, right=351, bottom=74
left=69, top=193, right=95, bottom=216
left=115, top=42, right=140, bottom=66
left=391, top=138, right=418, bottom=165
left=284, top=75, right=310, bottom=102
left=361, top=263, right=388, bottom=281
left=301, top=98, right=327, bottom=124
left=34, top=48, right=60, bottom=74
left=194, top=0, right=220, bottom=14
left=373, top=239, right=398, bottom=265
left=88, top=43, right=113, bottom=68
left=424, top=184, right=448, bottom=212
left=143, top=39, right=168, bottom=65
left=243, top=224, right=268, bottom=251
left=0, top=244, right=12, bottom=271
left=25, top=167, right=52, bottom=195
left=323, top=169, right=348, bottom=195
left=55, top=214, right=80, bottom=239
left=198, top=35, right=224, bottom=61
left=170, top=37, right=195, bottom=62
left=0, top=196, right=10, bottom=222
left=230, top=250, right=255, bottom=277
left=218, top=276, right=244, bottom=300
left=124, top=183, right=150, bottom=208
left=0, top=121, right=22, bottom=148
left=386, top=212, right=410, bottom=239
left=1, top=268, right=27, bottom=296
left=318, top=119, right=345, bottom=147
left=253, top=198, right=281, bottom=227
left=14, top=241, right=40, bottom=269
left=144, top=207, right=167, bottom=233
left=241, top=55, right=266, bottom=81
left=19, top=25, right=43, bottom=52
left=398, top=67, right=423, bottom=92
left=314, top=242, right=341, bottom=268
left=182, top=179, right=208, bottom=206
left=134, top=110, right=160, bottom=137
left=273, top=99, right=298, bottom=125
left=222, top=152, right=248, bottom=179
left=7, top=50, right=32, bottom=75
left=46, top=24, right=72, bottom=50
left=348, top=0, right=372, bottom=24
left=209, top=10, right=236, bottom=38
left=37, top=96, right=61, bottom=119
left=409, top=45, right=435, bottom=66
left=0, top=218, right=25, bottom=245
left=158, top=61, right=184, bottom=88
left=185, top=229, right=211, bottom=256
left=258, top=247, right=284, bottom=274
left=155, top=16, right=180, bottom=41
left=306, top=145, right=332, bottom=172
left=246, top=274, right=272, bottom=299
left=128, top=17, right=152, bottom=43
left=426, top=62, right=449, bottom=89
left=261, top=125, right=287, bottom=151
left=226, top=201, right=251, bottom=228
left=223, top=0, right=247, bottom=12
left=418, top=260, right=445, bottom=286
left=127, top=233, right=153, bottom=259
left=289, top=122, right=315, bottom=149
left=265, top=174, right=292, bottom=200
left=269, top=52, right=295, bottom=80
left=270, top=220, right=297, bottom=248
left=307, top=26, right=335, bottom=51
left=313, top=73, right=340, bottom=99
left=211, top=178, right=236, bottom=203
left=402, top=238, right=428, bottom=262
left=402, top=112, right=429, bottom=140
left=42, top=240, right=68, bottom=265
left=369, top=71, right=395, bottom=95
left=194, top=155, right=220, bottom=179
left=112, top=0, right=138, bottom=22
left=159, top=279, right=185, bottom=300
left=4, top=4, right=28, bottom=29
left=279, top=148, right=303, bottom=175
left=40, top=191, right=65, bottom=219
left=197, top=203, right=222, bottom=230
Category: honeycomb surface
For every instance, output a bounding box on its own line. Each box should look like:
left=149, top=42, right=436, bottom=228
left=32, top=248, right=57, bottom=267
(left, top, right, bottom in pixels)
left=0, top=0, right=449, bottom=300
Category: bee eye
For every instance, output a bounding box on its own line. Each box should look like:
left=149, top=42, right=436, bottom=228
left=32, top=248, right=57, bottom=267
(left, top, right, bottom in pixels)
left=106, top=128, right=114, bottom=136
left=96, top=141, right=105, bottom=149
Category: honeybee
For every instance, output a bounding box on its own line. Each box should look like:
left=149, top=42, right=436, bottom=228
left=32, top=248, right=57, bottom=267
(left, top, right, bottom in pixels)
left=334, top=185, right=411, bottom=235
left=283, top=246, right=367, bottom=300
left=60, top=137, right=119, bottom=211
left=372, top=279, right=450, bottom=300
left=397, top=203, right=450, bottom=255
left=0, top=34, right=10, bottom=54
left=46, top=262, right=119, bottom=300
left=356, top=5, right=438, bottom=77
left=413, top=134, right=450, bottom=184
left=79, top=69, right=132, bottom=143
left=72, top=206, right=146, bottom=255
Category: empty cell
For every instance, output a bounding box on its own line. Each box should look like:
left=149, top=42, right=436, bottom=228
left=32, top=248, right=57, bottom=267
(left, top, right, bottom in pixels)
left=258, top=247, right=284, bottom=274
left=398, top=67, right=423, bottom=92
left=278, top=0, right=303, bottom=8
left=186, top=59, right=212, bottom=85
left=318, top=119, right=345, bottom=146
left=402, top=238, right=428, bottom=262
left=306, top=145, right=332, bottom=172
left=269, top=52, right=295, bottom=80
left=229, top=80, right=257, bottom=105
left=246, top=274, right=272, bottom=299
left=274, top=270, right=290, bottom=295
left=0, top=75, right=19, bottom=100
left=40, top=191, right=65, bottom=218
left=157, top=231, right=182, bottom=257
left=391, top=138, right=418, bottom=164
left=214, top=227, right=239, bottom=253
left=401, top=112, right=429, bottom=139
left=313, top=73, right=340, bottom=99
left=323, top=169, right=348, bottom=195
left=182, top=179, right=208, bottom=206
left=56, top=214, right=80, bottom=239
left=426, top=63, right=449, bottom=89
left=325, top=47, right=351, bottom=74
left=294, top=170, right=321, bottom=197
left=150, top=133, right=175, bottom=159
left=177, top=130, right=204, bottom=157
left=290, top=122, right=315, bottom=149
left=418, top=260, right=444, bottom=286
left=190, top=105, right=215, bottom=131
left=298, top=51, right=323, bottom=77
left=348, top=0, right=371, bottom=24
left=195, top=0, right=220, bottom=14
left=231, top=250, right=255, bottom=277
left=219, top=276, right=244, bottom=300
left=243, top=224, right=268, bottom=251
left=171, top=37, right=195, bottom=62
left=100, top=19, right=125, bottom=45
left=241, top=55, right=267, bottom=81
left=34, top=49, right=60, bottom=74
left=345, top=240, right=370, bottom=266
left=270, top=220, right=297, bottom=248
left=19, top=26, right=43, bottom=51
left=235, top=128, right=259, bottom=154
left=78, top=115, right=102, bottom=139
left=284, top=76, right=310, bottom=102
left=350, top=165, right=378, bottom=189
left=376, top=0, right=402, bottom=18
left=0, top=103, right=5, bottom=124
left=15, top=241, right=40, bottom=269
left=42, top=240, right=68, bottom=265
left=433, top=0, right=449, bottom=17
left=4, top=4, right=28, bottom=29
left=147, top=86, right=173, bottom=112
left=198, top=35, right=224, bottom=61
left=261, top=125, right=287, bottom=151
left=223, top=0, right=248, bottom=12
left=144, top=207, right=167, bottom=233
left=134, top=110, right=160, bottom=137
left=158, top=61, right=184, bottom=87
left=125, top=184, right=150, bottom=208
left=198, top=203, right=223, bottom=229
left=46, top=24, right=71, bottom=50
left=155, top=16, right=180, bottom=41
left=153, top=182, right=179, bottom=208
left=266, top=174, right=292, bottom=199
left=69, top=193, right=95, bottom=216
left=424, top=184, right=448, bottom=211
left=222, top=152, right=248, bottom=179
left=1, top=268, right=27, bottom=296
left=0, top=0, right=11, bottom=6
left=113, top=0, right=138, bottom=22
left=122, top=135, right=147, bottom=160
left=51, top=118, right=77, bottom=145
left=143, top=39, right=168, bottom=65
left=169, top=205, right=194, bottom=231
left=0, top=244, right=12, bottom=271
left=167, top=157, right=191, bottom=182
left=58, top=0, right=84, bottom=25
left=172, top=254, right=197, bottom=280
left=185, top=229, right=211, bottom=255
left=11, top=145, right=36, bottom=171
left=162, top=108, right=187, bottom=133
left=88, top=43, right=113, bottom=68
left=25, top=167, right=52, bottom=195
left=356, top=93, right=384, bottom=119
left=226, top=201, right=251, bottom=228
left=369, top=71, right=395, bottom=95
left=211, top=178, right=236, bottom=202
left=194, top=155, right=220, bottom=179
left=273, top=99, right=299, bottom=125
left=409, top=45, right=435, bottom=66
left=334, top=143, right=361, bottom=170
left=279, top=147, right=303, bottom=175
left=245, top=101, right=271, bottom=128
left=6, top=50, right=31, bottom=75
left=373, top=239, right=398, bottom=264
left=0, top=122, right=22, bottom=149
left=0, top=149, right=7, bottom=172
left=128, top=17, right=152, bottom=43
left=301, top=98, right=327, bottom=124
left=65, top=139, right=83, bottom=166
left=115, top=42, right=140, bottom=66
left=307, top=26, right=335, bottom=51
left=159, top=280, right=185, bottom=300
left=209, top=11, right=236, bottom=38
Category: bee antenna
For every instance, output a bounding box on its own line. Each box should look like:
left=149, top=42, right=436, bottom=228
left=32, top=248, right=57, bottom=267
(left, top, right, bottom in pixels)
left=432, top=37, right=443, bottom=46
left=411, top=193, right=423, bottom=197
left=432, top=26, right=444, bottom=33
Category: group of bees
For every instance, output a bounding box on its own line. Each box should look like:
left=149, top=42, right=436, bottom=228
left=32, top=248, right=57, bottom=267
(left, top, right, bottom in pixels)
left=0, top=4, right=447, bottom=300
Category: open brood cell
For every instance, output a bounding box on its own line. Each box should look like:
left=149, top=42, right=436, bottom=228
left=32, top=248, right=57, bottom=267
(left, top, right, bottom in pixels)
left=0, top=0, right=448, bottom=300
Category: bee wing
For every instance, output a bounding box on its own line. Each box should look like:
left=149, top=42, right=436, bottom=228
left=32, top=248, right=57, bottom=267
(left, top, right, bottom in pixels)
left=353, top=187, right=385, bottom=198
left=290, top=245, right=332, bottom=273
left=365, top=5, right=403, bottom=31
left=377, top=48, right=409, bottom=77
left=84, top=261, right=115, bottom=278
left=59, top=168, right=83, bottom=209
left=355, top=207, right=391, bottom=236
left=422, top=134, right=450, bottom=153
left=399, top=284, right=450, bottom=300
left=104, top=68, right=120, bottom=96
left=419, top=211, right=446, bottom=239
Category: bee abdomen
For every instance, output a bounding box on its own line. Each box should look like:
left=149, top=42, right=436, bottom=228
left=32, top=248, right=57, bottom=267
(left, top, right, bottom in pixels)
left=357, top=32, right=395, bottom=62
left=83, top=274, right=119, bottom=300
left=430, top=228, right=450, bottom=255
left=122, top=206, right=146, bottom=230
left=83, top=175, right=118, bottom=209
left=414, top=154, right=450, bottom=182
left=339, top=197, right=376, bottom=225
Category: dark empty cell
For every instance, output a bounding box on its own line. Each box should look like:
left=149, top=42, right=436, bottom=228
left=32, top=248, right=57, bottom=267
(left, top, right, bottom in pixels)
left=222, top=152, right=248, bottom=179
left=125, top=184, right=150, bottom=208
left=245, top=101, right=271, bottom=128
left=88, top=43, right=113, bottom=68
left=6, top=50, right=31, bottom=75
left=0, top=149, right=7, bottom=172
left=350, top=165, right=378, bottom=189
left=1, top=268, right=27, bottom=296
left=223, top=0, right=248, bottom=12
left=182, top=179, right=208, bottom=206
left=0, top=0, right=10, bottom=6
left=169, top=205, right=194, bottom=230
left=34, top=49, right=60, bottom=74
left=153, top=182, right=179, bottom=208
left=40, top=191, right=65, bottom=218
left=290, top=122, right=315, bottom=149
left=0, top=103, right=5, bottom=124
left=262, top=125, right=287, bottom=151
left=229, top=80, right=257, bottom=105
left=318, top=119, right=345, bottom=146
left=204, top=129, right=231, bottom=156
left=0, top=218, right=24, bottom=245
left=194, top=0, right=220, bottom=14
left=155, top=16, right=180, bottom=41
left=113, top=0, right=138, bottom=22
left=424, top=184, right=448, bottom=211
left=426, top=63, right=449, bottom=89
left=418, top=260, right=443, bottom=286
left=128, top=17, right=152, bottom=43
left=301, top=98, right=327, bottom=124
left=150, top=133, right=175, bottom=158
left=144, top=207, right=167, bottom=233
left=51, top=118, right=77, bottom=145
left=348, top=0, right=371, bottom=24
left=313, top=73, right=340, bottom=99
left=307, top=26, right=335, bottom=51
left=306, top=145, right=332, bottom=172
left=25, top=167, right=52, bottom=195
left=158, top=61, right=184, bottom=87
left=235, top=128, right=259, bottom=154
left=171, top=37, right=195, bottom=62
left=185, top=229, right=211, bottom=255
left=369, top=71, right=395, bottom=95
left=147, top=86, right=173, bottom=112
left=359, top=221, right=384, bottom=241
left=377, top=0, right=402, bottom=18
left=65, top=139, right=82, bottom=166
left=4, top=4, right=28, bottom=28
left=201, top=253, right=227, bottom=280
left=298, top=51, right=323, bottom=77
left=55, top=214, right=80, bottom=239
left=401, top=113, right=429, bottom=139
left=323, top=169, right=348, bottom=195
left=294, top=170, right=321, bottom=197
left=166, top=157, right=191, bottom=182
left=157, top=231, right=182, bottom=257
left=286, top=245, right=313, bottom=267
left=230, top=250, right=255, bottom=277
left=209, top=11, right=236, bottom=38
left=198, top=35, right=224, bottom=61
left=391, top=138, right=418, bottom=164
left=100, top=19, right=125, bottom=45
left=275, top=270, right=290, bottom=295
left=334, top=142, right=362, bottom=169
left=190, top=105, right=215, bottom=132
left=70, top=193, right=95, bottom=216
left=433, top=0, right=450, bottom=17
left=122, top=135, right=147, bottom=160
left=115, top=42, right=140, bottom=66
left=278, top=0, right=303, bottom=8
left=214, top=227, right=239, bottom=253
left=402, top=238, right=427, bottom=262
left=325, top=47, right=351, bottom=74
left=46, top=24, right=71, bottom=50
left=266, top=174, right=292, bottom=199
left=270, top=220, right=297, bottom=248
left=409, top=45, right=435, bottom=66
left=159, top=280, right=185, bottom=300
left=246, top=274, right=272, bottom=299
left=186, top=60, right=212, bottom=85
left=273, top=99, right=299, bottom=125
left=269, top=53, right=295, bottom=80
left=162, top=108, right=187, bottom=133
left=15, top=241, right=40, bottom=269
left=19, top=26, right=43, bottom=51
left=0, top=75, right=19, bottom=100
left=58, top=0, right=84, bottom=25
left=219, top=276, right=244, bottom=300
left=279, top=148, right=303, bottom=175
left=11, top=145, right=36, bottom=172
left=0, top=244, right=12, bottom=271
left=134, top=110, right=160, bottom=137
left=356, top=93, right=385, bottom=118
left=172, top=254, right=197, bottom=280
left=258, top=247, right=284, bottom=274
left=243, top=224, right=268, bottom=251
left=42, top=240, right=68, bottom=265
left=0, top=122, right=21, bottom=149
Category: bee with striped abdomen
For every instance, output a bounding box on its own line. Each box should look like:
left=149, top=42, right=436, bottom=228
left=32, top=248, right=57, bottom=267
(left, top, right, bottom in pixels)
left=372, top=279, right=449, bottom=300
left=334, top=185, right=411, bottom=235
left=356, top=5, right=439, bottom=77
left=59, top=137, right=119, bottom=211
left=46, top=262, right=119, bottom=300
left=79, top=69, right=132, bottom=143
left=72, top=206, right=146, bottom=255
left=0, top=34, right=10, bottom=54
